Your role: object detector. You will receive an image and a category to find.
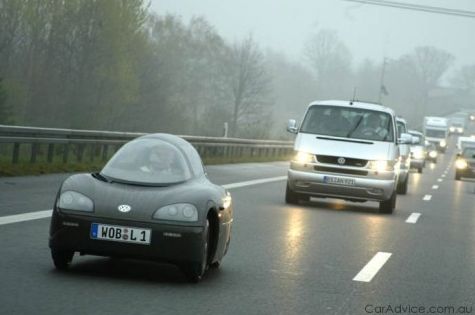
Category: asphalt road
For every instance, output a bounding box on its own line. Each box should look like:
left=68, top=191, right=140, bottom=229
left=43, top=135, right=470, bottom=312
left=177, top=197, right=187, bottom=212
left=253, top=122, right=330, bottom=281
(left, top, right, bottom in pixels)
left=0, top=140, right=474, bottom=315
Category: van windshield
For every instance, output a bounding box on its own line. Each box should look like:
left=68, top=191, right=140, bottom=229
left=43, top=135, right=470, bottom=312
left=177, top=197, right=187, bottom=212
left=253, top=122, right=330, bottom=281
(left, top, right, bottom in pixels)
left=425, top=129, right=446, bottom=138
left=300, top=105, right=394, bottom=142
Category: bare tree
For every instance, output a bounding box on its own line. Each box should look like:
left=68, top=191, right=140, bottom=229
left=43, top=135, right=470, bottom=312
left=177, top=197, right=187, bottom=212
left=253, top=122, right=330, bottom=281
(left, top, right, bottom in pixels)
left=304, top=29, right=352, bottom=99
left=399, top=46, right=454, bottom=117
left=451, top=64, right=475, bottom=91
left=225, top=35, right=271, bottom=137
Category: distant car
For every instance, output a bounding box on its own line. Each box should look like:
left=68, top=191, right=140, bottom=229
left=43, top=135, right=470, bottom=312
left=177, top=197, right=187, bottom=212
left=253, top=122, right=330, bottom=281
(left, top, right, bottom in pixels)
left=455, top=147, right=475, bottom=180
left=408, top=130, right=426, bottom=173
left=425, top=142, right=438, bottom=163
left=49, top=134, right=233, bottom=282
left=396, top=117, right=411, bottom=193
left=449, top=122, right=464, bottom=135
left=457, top=136, right=475, bottom=153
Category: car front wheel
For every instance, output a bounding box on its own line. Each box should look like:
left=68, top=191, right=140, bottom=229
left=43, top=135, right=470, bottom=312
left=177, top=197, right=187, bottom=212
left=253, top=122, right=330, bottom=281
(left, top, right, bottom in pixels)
left=285, top=182, right=309, bottom=204
left=51, top=249, right=74, bottom=270
left=379, top=191, right=396, bottom=214
left=182, top=219, right=210, bottom=283
left=397, top=175, right=408, bottom=195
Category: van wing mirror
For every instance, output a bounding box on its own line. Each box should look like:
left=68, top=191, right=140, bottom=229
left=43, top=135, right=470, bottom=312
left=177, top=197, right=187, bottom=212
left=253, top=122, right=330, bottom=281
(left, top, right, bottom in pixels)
left=287, top=119, right=299, bottom=134
left=398, top=133, right=412, bottom=144
left=411, top=136, right=420, bottom=145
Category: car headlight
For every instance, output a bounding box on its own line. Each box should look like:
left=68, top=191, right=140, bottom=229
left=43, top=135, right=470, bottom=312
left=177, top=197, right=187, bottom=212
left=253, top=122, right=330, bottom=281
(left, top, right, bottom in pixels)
left=449, top=127, right=455, bottom=132
left=458, top=128, right=463, bottom=133
left=368, top=160, right=395, bottom=172
left=58, top=191, right=94, bottom=212
left=221, top=192, right=232, bottom=209
left=440, top=140, right=447, bottom=147
left=153, top=203, right=198, bottom=222
left=293, top=151, right=315, bottom=164
left=429, top=150, right=438, bottom=158
left=413, top=151, right=424, bottom=159
left=456, top=159, right=468, bottom=169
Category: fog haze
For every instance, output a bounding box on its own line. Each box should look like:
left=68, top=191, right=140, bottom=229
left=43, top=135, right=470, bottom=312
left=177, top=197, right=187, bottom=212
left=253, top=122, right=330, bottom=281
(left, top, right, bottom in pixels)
left=152, top=0, right=475, bottom=72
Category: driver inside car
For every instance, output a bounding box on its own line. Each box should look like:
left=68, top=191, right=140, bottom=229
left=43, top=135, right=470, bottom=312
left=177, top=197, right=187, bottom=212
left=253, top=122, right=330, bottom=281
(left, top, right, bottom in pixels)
left=354, top=113, right=389, bottom=140
left=140, top=145, right=177, bottom=174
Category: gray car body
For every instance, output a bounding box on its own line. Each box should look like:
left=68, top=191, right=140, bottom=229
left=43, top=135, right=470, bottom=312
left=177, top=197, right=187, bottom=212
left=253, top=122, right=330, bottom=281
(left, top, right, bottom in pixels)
left=49, top=134, right=233, bottom=270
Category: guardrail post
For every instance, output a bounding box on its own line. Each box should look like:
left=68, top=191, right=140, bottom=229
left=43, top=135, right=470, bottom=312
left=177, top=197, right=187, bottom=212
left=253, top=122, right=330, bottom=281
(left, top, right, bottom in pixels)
left=47, top=144, right=54, bottom=163
left=62, top=144, right=70, bottom=163
left=12, top=143, right=20, bottom=164
left=30, top=143, right=38, bottom=163
left=76, top=144, right=84, bottom=162
left=101, top=145, right=108, bottom=162
left=89, top=144, right=95, bottom=162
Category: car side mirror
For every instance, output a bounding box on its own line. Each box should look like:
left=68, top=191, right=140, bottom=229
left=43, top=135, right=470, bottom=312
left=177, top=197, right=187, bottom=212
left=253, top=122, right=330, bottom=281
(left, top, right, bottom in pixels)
left=287, top=119, right=299, bottom=134
left=398, top=133, right=412, bottom=144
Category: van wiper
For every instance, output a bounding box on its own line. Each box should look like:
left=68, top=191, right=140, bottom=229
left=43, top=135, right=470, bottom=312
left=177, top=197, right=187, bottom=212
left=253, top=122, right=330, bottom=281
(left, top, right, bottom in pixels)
left=346, top=116, right=364, bottom=138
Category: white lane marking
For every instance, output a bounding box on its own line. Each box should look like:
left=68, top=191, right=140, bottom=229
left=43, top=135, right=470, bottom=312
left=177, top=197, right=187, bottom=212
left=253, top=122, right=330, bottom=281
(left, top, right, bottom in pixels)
left=423, top=194, right=432, bottom=201
left=432, top=185, right=439, bottom=190
left=441, top=174, right=446, bottom=178
left=222, top=176, right=287, bottom=189
left=437, top=179, right=443, bottom=182
left=0, top=176, right=288, bottom=226
left=0, top=210, right=52, bottom=226
left=353, top=252, right=392, bottom=282
left=406, top=212, right=421, bottom=224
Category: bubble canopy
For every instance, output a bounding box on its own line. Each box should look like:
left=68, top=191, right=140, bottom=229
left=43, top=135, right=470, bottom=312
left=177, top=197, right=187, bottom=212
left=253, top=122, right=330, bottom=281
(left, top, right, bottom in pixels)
left=101, top=134, right=204, bottom=186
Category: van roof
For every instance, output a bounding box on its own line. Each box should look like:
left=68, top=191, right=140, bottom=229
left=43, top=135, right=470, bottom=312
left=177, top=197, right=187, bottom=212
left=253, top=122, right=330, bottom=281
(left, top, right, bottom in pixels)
left=308, top=100, right=395, bottom=115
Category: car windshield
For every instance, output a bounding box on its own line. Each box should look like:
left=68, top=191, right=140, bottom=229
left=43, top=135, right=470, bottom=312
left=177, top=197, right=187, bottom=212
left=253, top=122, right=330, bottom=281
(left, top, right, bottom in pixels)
left=410, top=134, right=423, bottom=145
left=101, top=138, right=192, bottom=185
left=425, top=129, right=446, bottom=138
left=300, top=105, right=394, bottom=142
left=396, top=121, right=407, bottom=137
left=462, top=148, right=475, bottom=158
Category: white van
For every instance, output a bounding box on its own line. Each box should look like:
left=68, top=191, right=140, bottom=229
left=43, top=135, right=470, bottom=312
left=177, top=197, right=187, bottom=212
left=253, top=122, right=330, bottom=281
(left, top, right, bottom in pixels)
left=286, top=100, right=412, bottom=214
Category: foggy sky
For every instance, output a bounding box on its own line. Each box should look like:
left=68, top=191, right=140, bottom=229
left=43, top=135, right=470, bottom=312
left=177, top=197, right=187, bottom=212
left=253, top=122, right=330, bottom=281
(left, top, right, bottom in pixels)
left=151, top=0, right=475, bottom=73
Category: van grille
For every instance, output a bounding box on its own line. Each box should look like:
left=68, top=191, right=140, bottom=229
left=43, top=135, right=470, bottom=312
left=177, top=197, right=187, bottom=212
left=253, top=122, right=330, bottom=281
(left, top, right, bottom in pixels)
left=316, top=155, right=368, bottom=167
left=314, top=165, right=368, bottom=176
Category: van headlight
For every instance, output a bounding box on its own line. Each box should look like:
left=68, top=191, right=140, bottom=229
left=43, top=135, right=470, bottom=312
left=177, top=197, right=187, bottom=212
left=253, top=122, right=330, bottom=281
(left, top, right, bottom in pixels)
left=456, top=159, right=468, bottom=169
left=368, top=160, right=395, bottom=172
left=59, top=191, right=94, bottom=212
left=153, top=203, right=198, bottom=222
left=458, top=128, right=463, bottom=133
left=440, top=140, right=447, bottom=147
left=449, top=127, right=455, bottom=132
left=429, top=150, right=438, bottom=158
left=293, top=151, right=315, bottom=164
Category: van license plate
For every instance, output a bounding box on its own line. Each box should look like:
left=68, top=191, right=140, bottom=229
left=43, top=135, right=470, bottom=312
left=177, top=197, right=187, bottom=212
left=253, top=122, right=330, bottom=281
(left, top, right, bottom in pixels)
left=324, top=176, right=355, bottom=186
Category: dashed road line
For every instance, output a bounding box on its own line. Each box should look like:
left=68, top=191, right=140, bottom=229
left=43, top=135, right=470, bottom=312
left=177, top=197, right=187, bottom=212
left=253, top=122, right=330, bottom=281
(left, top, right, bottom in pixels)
left=423, top=194, right=432, bottom=201
left=406, top=213, right=421, bottom=224
left=432, top=185, right=439, bottom=190
left=353, top=252, right=392, bottom=282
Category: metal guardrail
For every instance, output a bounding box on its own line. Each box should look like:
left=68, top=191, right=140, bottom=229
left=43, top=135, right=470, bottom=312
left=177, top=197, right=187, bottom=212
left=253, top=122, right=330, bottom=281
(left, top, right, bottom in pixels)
left=0, top=125, right=294, bottom=164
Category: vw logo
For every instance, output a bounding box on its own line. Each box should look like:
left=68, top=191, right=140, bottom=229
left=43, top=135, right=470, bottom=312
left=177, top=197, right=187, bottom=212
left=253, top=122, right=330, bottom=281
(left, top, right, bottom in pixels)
left=118, top=204, right=132, bottom=213
left=337, top=157, right=346, bottom=165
